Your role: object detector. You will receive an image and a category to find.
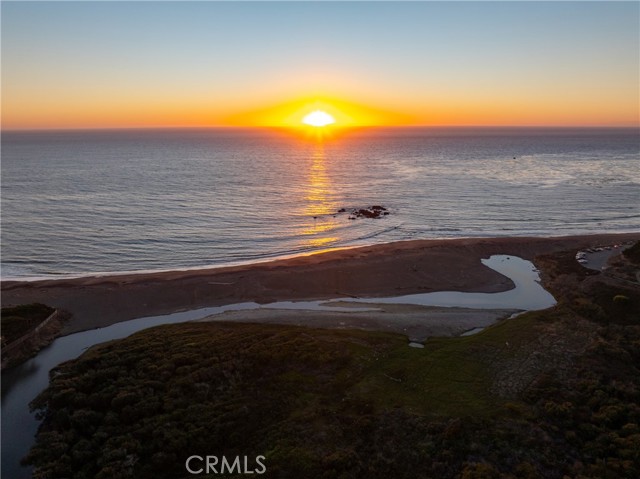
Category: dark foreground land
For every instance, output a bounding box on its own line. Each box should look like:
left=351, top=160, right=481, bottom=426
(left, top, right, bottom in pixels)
left=24, top=243, right=640, bottom=478
left=1, top=304, right=68, bottom=369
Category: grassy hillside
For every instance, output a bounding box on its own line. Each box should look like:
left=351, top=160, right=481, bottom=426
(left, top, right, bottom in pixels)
left=25, top=249, right=640, bottom=478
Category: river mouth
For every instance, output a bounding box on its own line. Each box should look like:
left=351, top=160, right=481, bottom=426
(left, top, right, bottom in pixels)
left=1, top=255, right=555, bottom=479
left=250, top=255, right=555, bottom=311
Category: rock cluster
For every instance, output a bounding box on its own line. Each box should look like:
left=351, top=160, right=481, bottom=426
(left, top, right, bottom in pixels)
left=338, top=205, right=389, bottom=220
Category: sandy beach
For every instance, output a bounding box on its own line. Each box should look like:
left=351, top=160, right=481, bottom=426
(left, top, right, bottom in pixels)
left=2, top=233, right=638, bottom=336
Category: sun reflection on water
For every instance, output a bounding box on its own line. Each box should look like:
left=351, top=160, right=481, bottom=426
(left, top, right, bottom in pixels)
left=298, top=144, right=340, bottom=248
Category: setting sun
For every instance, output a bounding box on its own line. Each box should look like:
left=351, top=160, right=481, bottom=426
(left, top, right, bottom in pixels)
left=302, top=110, right=335, bottom=127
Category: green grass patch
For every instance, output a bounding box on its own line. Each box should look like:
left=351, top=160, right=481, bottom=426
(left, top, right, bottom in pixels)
left=357, top=311, right=543, bottom=417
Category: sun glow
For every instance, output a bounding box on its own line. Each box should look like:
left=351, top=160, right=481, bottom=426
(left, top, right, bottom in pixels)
left=302, top=110, right=335, bottom=127
left=224, top=96, right=414, bottom=130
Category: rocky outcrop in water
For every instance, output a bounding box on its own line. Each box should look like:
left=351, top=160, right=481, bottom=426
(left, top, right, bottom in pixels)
left=338, top=205, right=390, bottom=220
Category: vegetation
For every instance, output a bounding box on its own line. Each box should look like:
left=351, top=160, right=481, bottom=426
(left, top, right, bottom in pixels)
left=25, top=249, right=640, bottom=478
left=622, top=240, right=640, bottom=264
left=1, top=303, right=55, bottom=344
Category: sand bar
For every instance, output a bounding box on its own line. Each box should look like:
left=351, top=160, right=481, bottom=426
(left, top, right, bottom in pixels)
left=2, top=234, right=638, bottom=335
left=198, top=305, right=520, bottom=343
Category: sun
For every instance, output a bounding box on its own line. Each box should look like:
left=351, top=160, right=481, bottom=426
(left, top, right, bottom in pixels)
left=302, top=110, right=335, bottom=127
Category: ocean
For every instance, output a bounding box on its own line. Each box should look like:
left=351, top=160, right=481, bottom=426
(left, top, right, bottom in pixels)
left=2, top=127, right=639, bottom=279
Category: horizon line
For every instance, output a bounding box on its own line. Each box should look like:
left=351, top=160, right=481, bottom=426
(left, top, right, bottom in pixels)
left=2, top=124, right=639, bottom=133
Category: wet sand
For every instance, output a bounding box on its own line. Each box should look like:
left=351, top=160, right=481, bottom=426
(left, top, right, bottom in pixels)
left=2, top=233, right=638, bottom=335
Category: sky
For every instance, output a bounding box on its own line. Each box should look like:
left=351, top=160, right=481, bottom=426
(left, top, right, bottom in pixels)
left=1, top=1, right=639, bottom=129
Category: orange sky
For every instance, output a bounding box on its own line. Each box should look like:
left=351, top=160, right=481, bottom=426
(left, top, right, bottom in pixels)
left=4, top=86, right=638, bottom=131
left=2, top=2, right=638, bottom=130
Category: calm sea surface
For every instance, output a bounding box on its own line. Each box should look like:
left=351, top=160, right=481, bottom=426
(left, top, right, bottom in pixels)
left=2, top=127, right=639, bottom=279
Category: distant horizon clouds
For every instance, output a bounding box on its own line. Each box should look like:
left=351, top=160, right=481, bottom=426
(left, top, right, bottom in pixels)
left=1, top=1, right=638, bottom=129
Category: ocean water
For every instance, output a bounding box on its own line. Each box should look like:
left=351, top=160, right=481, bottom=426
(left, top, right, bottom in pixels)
left=2, top=127, right=639, bottom=279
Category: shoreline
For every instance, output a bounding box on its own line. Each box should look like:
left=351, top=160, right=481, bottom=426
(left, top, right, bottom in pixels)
left=3, top=230, right=639, bottom=283
left=0, top=244, right=364, bottom=283
left=2, top=233, right=638, bottom=336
